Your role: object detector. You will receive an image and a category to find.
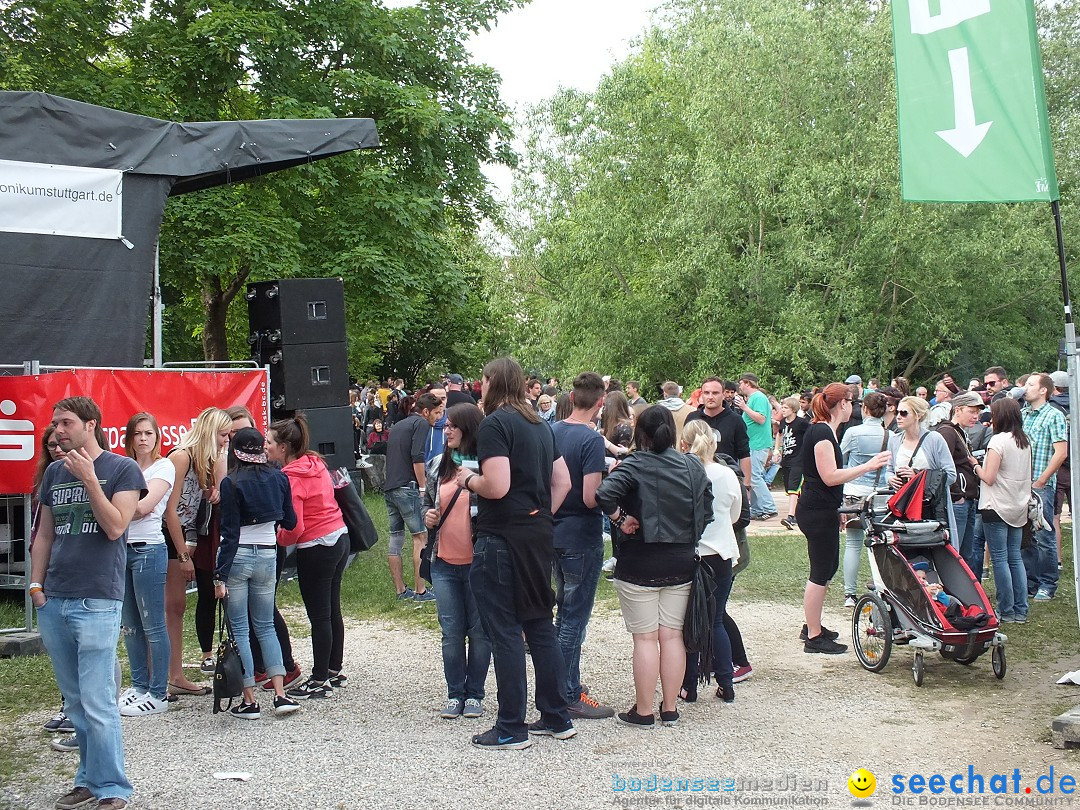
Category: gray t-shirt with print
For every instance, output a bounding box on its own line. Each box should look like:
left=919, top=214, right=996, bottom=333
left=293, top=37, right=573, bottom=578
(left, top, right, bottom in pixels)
left=40, top=451, right=146, bottom=601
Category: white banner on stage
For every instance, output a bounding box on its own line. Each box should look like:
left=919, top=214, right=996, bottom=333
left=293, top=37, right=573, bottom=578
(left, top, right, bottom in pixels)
left=0, top=159, right=123, bottom=240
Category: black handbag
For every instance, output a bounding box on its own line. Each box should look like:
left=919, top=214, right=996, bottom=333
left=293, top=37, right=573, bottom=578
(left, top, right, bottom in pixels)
left=212, top=601, right=244, bottom=714
left=333, top=471, right=379, bottom=553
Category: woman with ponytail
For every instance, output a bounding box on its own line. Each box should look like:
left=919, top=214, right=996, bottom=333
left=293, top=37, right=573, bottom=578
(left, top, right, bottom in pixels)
left=266, top=413, right=350, bottom=699
left=797, top=384, right=890, bottom=655
left=595, top=405, right=712, bottom=728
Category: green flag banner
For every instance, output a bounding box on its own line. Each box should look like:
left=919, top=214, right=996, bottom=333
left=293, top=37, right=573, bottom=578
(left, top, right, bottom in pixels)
left=892, top=0, right=1059, bottom=202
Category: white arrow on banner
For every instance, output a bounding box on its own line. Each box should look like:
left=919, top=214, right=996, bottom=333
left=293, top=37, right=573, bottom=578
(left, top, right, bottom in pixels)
left=936, top=47, right=992, bottom=158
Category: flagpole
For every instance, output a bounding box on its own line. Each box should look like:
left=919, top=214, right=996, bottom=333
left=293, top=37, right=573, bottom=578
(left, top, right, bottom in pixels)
left=1051, top=200, right=1080, bottom=631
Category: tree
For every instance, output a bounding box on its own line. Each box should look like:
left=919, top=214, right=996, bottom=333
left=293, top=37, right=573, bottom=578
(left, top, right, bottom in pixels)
left=0, top=0, right=521, bottom=376
left=500, top=0, right=1071, bottom=392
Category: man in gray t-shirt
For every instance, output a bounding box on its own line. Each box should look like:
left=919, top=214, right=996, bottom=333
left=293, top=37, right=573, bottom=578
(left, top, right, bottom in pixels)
left=30, top=396, right=145, bottom=809
left=383, top=393, right=444, bottom=602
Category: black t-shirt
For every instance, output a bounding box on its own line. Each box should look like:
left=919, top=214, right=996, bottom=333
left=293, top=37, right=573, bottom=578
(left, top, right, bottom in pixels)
left=779, top=416, right=810, bottom=469
left=800, top=422, right=843, bottom=509
left=383, top=413, right=430, bottom=490
left=475, top=406, right=560, bottom=534
left=684, top=406, right=750, bottom=461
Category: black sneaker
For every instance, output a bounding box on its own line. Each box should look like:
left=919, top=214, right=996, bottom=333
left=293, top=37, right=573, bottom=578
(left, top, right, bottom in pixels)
left=286, top=678, right=331, bottom=700
left=567, top=692, right=614, bottom=719
left=780, top=516, right=796, bottom=530
left=804, top=635, right=848, bottom=654
left=228, top=701, right=260, bottom=720
left=273, top=695, right=300, bottom=716
left=799, top=623, right=840, bottom=641
left=659, top=709, right=679, bottom=727
left=327, top=671, right=348, bottom=689
left=616, top=707, right=655, bottom=727
left=43, top=710, right=68, bottom=733
left=471, top=727, right=532, bottom=750
left=527, top=719, right=577, bottom=740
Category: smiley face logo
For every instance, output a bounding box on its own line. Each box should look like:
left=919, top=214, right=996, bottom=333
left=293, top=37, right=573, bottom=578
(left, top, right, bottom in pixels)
left=848, top=768, right=876, bottom=798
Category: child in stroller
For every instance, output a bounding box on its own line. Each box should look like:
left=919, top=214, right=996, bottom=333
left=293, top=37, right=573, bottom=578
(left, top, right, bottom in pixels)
left=849, top=493, right=1005, bottom=685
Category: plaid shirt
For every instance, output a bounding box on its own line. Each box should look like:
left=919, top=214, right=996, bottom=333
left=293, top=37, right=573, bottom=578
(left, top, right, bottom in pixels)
left=1022, top=402, right=1067, bottom=488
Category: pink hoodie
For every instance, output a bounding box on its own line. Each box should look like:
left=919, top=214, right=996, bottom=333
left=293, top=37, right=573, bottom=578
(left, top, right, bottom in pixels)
left=277, top=454, right=346, bottom=547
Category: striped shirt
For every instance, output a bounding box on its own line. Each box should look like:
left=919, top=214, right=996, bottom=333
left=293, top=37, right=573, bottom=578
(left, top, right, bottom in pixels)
left=1022, top=402, right=1067, bottom=488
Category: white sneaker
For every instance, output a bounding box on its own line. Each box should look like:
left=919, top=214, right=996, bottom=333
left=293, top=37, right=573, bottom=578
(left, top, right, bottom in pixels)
left=844, top=595, right=857, bottom=609
left=119, top=693, right=170, bottom=716
left=117, top=687, right=142, bottom=709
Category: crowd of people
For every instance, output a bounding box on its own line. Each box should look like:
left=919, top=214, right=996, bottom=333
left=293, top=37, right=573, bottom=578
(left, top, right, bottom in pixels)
left=31, top=400, right=353, bottom=809
left=28, top=358, right=1071, bottom=805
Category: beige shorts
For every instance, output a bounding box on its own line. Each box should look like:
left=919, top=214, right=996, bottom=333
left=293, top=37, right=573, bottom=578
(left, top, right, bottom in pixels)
left=612, top=579, right=692, bottom=634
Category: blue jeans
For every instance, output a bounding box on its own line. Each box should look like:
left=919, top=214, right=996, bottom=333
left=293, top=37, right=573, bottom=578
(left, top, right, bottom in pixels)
left=749, top=448, right=777, bottom=517
left=37, top=596, right=132, bottom=801
left=1022, top=485, right=1058, bottom=596
left=225, top=546, right=285, bottom=688
left=431, top=556, right=491, bottom=701
left=953, top=499, right=978, bottom=576
left=967, top=514, right=987, bottom=581
left=554, top=542, right=604, bottom=703
left=121, top=543, right=170, bottom=699
left=843, top=524, right=863, bottom=597
left=470, top=533, right=570, bottom=738
left=984, top=519, right=1028, bottom=619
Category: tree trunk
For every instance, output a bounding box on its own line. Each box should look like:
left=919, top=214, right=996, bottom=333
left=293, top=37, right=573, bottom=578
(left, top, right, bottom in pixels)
left=200, top=267, right=253, bottom=362
left=201, top=277, right=230, bottom=361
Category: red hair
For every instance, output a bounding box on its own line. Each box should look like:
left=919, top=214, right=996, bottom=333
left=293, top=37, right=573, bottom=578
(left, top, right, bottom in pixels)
left=810, top=382, right=849, bottom=423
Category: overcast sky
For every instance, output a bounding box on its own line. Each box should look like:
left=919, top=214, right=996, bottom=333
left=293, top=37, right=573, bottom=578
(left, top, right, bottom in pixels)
left=386, top=0, right=663, bottom=200
left=469, top=0, right=660, bottom=199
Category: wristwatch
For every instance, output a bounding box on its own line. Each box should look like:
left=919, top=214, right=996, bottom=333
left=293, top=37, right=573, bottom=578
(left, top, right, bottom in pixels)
left=177, top=552, right=191, bottom=563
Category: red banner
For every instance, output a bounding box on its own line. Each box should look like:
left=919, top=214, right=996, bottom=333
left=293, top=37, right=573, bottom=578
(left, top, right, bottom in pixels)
left=0, top=368, right=268, bottom=493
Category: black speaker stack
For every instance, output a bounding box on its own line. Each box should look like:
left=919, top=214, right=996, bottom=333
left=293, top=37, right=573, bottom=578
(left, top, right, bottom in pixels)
left=247, top=278, right=353, bottom=471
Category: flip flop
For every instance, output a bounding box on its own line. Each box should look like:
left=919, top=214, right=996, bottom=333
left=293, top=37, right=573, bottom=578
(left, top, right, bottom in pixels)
left=169, top=682, right=211, bottom=696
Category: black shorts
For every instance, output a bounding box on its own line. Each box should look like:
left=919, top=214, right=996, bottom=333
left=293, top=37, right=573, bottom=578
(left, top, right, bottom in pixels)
left=1055, top=479, right=1070, bottom=516
left=782, top=467, right=803, bottom=495
left=795, top=505, right=840, bottom=587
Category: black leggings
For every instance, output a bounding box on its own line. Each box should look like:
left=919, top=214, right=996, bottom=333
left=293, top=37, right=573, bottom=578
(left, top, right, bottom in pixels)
left=194, top=567, right=216, bottom=654
left=251, top=546, right=296, bottom=673
left=297, top=534, right=349, bottom=681
left=796, top=505, right=841, bottom=586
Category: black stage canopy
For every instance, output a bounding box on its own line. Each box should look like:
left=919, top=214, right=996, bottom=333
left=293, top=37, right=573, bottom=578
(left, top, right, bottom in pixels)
left=0, top=91, right=379, bottom=367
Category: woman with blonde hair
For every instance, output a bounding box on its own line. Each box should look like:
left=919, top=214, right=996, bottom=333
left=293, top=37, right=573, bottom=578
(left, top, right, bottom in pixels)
left=886, top=395, right=958, bottom=544
left=163, top=407, right=232, bottom=694
left=679, top=420, right=742, bottom=703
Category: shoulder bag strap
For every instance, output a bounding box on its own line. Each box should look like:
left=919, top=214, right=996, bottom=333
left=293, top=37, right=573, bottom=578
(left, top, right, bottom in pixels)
left=435, top=486, right=466, bottom=531
left=908, top=430, right=930, bottom=468
left=871, top=425, right=890, bottom=489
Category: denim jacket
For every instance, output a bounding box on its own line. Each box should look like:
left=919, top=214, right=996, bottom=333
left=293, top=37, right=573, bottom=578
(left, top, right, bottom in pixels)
left=840, top=417, right=891, bottom=496
left=215, top=466, right=297, bottom=581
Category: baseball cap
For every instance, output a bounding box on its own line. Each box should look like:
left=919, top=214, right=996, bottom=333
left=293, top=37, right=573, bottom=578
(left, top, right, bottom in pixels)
left=447, top=373, right=464, bottom=384
left=231, top=427, right=268, bottom=464
left=950, top=391, right=983, bottom=409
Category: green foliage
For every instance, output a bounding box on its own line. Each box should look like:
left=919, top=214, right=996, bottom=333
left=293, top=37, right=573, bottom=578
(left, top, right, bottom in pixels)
left=500, top=0, right=1076, bottom=392
left=0, top=0, right=521, bottom=379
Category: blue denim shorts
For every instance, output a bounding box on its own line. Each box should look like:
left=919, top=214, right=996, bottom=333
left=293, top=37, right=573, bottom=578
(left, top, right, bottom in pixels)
left=385, top=484, right=425, bottom=549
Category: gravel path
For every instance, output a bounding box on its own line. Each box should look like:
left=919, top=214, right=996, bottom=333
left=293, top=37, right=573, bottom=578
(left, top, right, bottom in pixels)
left=6, top=599, right=1080, bottom=810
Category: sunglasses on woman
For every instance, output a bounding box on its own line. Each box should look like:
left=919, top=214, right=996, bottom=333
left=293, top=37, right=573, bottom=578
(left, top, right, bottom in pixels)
left=897, top=409, right=910, bottom=417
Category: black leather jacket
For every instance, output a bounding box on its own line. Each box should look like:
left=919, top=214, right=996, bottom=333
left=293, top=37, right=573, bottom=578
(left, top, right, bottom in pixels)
left=595, top=448, right=713, bottom=544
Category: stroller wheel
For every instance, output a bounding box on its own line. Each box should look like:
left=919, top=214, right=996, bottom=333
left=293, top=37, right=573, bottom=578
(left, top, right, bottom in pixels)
left=992, top=645, right=1006, bottom=679
left=912, top=651, right=925, bottom=687
left=852, top=593, right=892, bottom=672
